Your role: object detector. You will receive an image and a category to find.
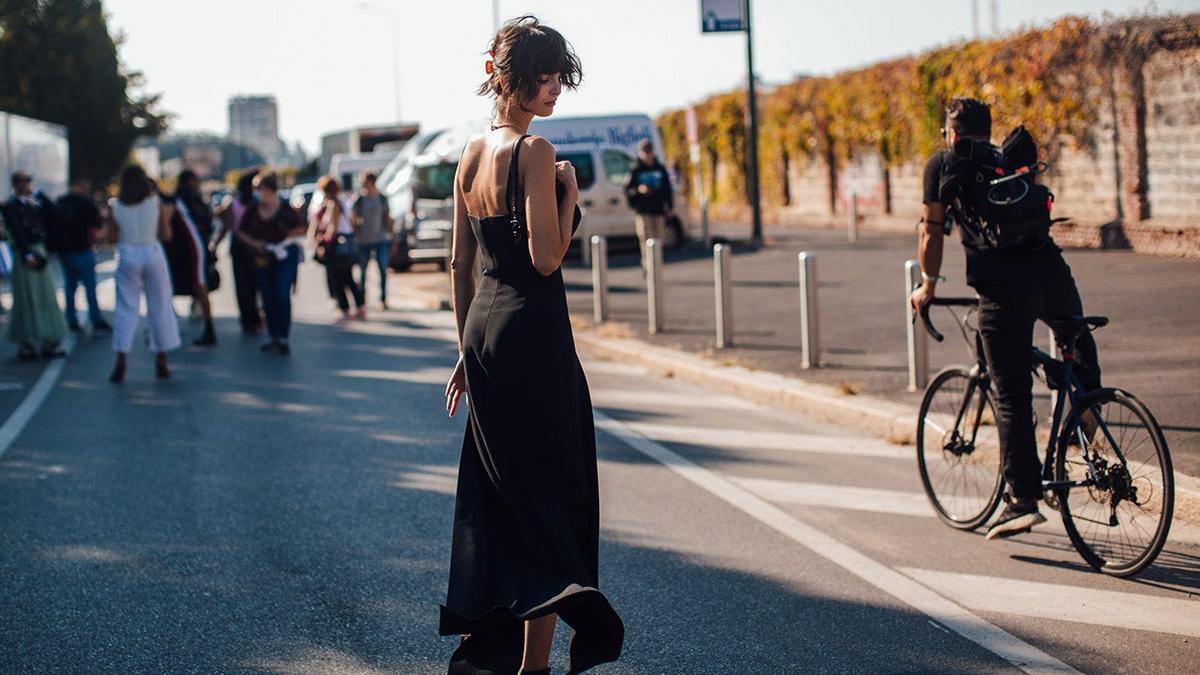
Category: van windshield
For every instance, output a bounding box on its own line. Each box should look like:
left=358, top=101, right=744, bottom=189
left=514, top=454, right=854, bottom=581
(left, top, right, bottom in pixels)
left=415, top=163, right=457, bottom=201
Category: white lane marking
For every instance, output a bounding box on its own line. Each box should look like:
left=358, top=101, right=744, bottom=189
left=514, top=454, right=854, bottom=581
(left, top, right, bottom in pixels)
left=0, top=335, right=77, bottom=460
left=335, top=367, right=446, bottom=386
left=732, top=476, right=934, bottom=518
left=0, top=382, right=25, bottom=392
left=899, top=568, right=1200, bottom=638
left=594, top=410, right=1079, bottom=674
left=591, top=388, right=758, bottom=412
left=613, top=420, right=909, bottom=459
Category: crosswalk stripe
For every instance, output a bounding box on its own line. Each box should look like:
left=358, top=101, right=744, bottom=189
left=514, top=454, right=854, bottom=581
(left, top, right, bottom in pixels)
left=732, top=476, right=933, bottom=517
left=613, top=420, right=910, bottom=459
left=900, top=567, right=1200, bottom=638
left=336, top=368, right=447, bottom=386
left=591, top=388, right=759, bottom=412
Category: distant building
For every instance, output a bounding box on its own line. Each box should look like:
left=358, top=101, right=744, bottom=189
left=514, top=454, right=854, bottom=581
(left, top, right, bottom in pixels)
left=228, top=94, right=286, bottom=166
left=319, top=123, right=419, bottom=174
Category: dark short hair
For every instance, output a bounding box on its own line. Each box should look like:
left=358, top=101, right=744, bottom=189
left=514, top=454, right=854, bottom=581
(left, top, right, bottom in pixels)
left=316, top=174, right=339, bottom=196
left=235, top=168, right=260, bottom=203
left=118, top=165, right=153, bottom=205
left=362, top=171, right=377, bottom=185
left=638, top=139, right=653, bottom=153
left=11, top=171, right=31, bottom=188
left=946, top=97, right=992, bottom=138
left=478, top=15, right=582, bottom=103
left=254, top=171, right=280, bottom=192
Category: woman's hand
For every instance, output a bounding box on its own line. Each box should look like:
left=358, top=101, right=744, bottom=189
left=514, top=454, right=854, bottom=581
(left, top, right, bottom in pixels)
left=555, top=160, right=578, bottom=198
left=445, top=355, right=467, bottom=417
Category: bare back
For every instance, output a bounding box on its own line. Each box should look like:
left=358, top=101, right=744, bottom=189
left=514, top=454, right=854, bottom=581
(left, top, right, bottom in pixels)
left=458, top=131, right=530, bottom=219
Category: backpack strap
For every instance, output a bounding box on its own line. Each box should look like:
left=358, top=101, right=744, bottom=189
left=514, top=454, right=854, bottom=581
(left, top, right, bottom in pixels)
left=507, top=134, right=530, bottom=240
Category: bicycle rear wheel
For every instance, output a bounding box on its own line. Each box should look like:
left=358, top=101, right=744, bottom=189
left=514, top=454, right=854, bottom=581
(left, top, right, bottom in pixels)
left=1056, top=389, right=1173, bottom=577
left=917, top=367, right=1004, bottom=530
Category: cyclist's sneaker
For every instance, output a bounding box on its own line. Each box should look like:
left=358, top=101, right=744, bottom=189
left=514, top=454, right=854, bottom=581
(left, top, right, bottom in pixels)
left=986, top=500, right=1047, bottom=540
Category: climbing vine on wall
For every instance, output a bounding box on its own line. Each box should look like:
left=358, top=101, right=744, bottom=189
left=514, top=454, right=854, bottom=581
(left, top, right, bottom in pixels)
left=658, top=15, right=1199, bottom=209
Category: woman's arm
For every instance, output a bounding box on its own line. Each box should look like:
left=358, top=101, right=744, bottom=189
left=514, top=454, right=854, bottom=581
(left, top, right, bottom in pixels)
left=523, top=137, right=575, bottom=276
left=450, top=166, right=477, bottom=350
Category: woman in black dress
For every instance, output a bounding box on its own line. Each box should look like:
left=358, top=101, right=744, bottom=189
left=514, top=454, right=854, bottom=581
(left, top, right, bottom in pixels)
left=442, top=15, right=623, bottom=675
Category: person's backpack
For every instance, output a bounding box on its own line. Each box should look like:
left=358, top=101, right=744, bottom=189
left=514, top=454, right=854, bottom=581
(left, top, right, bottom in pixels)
left=941, top=125, right=1057, bottom=250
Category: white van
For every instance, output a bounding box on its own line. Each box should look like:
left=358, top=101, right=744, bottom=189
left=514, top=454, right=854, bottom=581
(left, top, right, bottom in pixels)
left=529, top=113, right=681, bottom=246
left=329, top=150, right=397, bottom=193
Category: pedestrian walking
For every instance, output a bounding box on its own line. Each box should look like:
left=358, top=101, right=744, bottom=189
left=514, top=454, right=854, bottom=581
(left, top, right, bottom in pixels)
left=624, top=138, right=673, bottom=277
left=50, top=178, right=112, bottom=334
left=213, top=169, right=264, bottom=335
left=0, top=171, right=68, bottom=360
left=167, top=170, right=217, bottom=346
left=910, top=97, right=1102, bottom=540
left=352, top=172, right=393, bottom=309
left=313, top=176, right=364, bottom=321
left=235, top=172, right=304, bottom=355
left=107, top=165, right=181, bottom=382
left=441, top=15, right=623, bottom=675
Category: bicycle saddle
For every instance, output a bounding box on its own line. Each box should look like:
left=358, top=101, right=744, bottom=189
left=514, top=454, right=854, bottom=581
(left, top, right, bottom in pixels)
left=1049, top=315, right=1109, bottom=340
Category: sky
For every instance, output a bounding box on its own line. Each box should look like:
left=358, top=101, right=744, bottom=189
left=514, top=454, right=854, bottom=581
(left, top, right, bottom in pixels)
left=104, top=0, right=1199, bottom=154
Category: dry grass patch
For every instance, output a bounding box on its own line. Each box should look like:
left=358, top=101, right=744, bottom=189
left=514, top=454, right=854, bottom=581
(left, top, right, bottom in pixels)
left=837, top=381, right=863, bottom=396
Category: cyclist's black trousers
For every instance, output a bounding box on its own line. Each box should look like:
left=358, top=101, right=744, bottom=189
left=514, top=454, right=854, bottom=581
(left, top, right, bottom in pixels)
left=968, top=243, right=1102, bottom=503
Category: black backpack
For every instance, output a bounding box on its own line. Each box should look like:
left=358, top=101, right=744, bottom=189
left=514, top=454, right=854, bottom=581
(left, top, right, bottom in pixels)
left=941, top=125, right=1056, bottom=250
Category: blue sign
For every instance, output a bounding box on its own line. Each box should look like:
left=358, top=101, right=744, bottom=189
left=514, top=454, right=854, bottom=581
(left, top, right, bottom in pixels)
left=701, top=0, right=744, bottom=33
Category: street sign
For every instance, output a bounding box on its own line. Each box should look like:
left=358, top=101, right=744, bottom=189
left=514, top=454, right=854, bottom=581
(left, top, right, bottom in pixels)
left=701, top=0, right=744, bottom=33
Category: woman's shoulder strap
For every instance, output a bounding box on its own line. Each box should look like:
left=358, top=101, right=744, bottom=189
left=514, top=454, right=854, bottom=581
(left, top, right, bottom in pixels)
left=507, top=134, right=531, bottom=219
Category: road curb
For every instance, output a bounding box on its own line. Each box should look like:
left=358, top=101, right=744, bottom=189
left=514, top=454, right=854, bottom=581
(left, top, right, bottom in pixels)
left=572, top=327, right=1200, bottom=527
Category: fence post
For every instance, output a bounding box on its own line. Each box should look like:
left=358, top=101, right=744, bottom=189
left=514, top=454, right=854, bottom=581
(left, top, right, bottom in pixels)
left=590, top=235, right=608, bottom=323
left=714, top=243, right=733, bottom=348
left=647, top=238, right=664, bottom=334
left=798, top=252, right=819, bottom=369
left=848, top=191, right=859, bottom=243
left=905, top=259, right=928, bottom=392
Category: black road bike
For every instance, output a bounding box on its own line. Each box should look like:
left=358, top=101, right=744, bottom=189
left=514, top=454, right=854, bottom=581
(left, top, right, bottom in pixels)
left=915, top=297, right=1173, bottom=577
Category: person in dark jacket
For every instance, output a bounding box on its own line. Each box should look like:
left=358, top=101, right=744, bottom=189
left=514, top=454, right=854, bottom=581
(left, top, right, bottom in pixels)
left=623, top=138, right=673, bottom=276
left=0, top=171, right=67, bottom=360
left=166, top=170, right=217, bottom=345
left=212, top=169, right=263, bottom=335
left=52, top=178, right=111, bottom=334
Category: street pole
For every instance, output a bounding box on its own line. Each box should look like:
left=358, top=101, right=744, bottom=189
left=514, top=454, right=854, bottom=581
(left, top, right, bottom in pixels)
left=744, top=0, right=763, bottom=244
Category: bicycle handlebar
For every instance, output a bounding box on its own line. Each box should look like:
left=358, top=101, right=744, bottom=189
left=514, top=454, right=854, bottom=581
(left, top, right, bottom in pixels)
left=916, top=297, right=978, bottom=343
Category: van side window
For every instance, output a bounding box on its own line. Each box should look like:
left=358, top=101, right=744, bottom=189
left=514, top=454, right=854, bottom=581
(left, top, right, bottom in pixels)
left=557, top=152, right=596, bottom=190
left=602, top=150, right=634, bottom=186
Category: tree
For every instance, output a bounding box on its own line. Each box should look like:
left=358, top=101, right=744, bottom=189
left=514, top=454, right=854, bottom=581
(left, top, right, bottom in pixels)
left=0, top=0, right=170, bottom=186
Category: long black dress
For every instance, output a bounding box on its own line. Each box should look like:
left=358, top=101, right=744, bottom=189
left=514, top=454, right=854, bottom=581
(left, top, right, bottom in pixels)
left=440, top=136, right=624, bottom=675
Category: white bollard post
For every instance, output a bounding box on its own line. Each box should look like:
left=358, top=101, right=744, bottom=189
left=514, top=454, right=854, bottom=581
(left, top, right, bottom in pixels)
left=590, top=235, right=608, bottom=323
left=905, top=259, right=929, bottom=392
left=798, top=252, right=819, bottom=369
left=647, top=238, right=664, bottom=334
left=848, top=191, right=859, bottom=243
left=714, top=244, right=733, bottom=348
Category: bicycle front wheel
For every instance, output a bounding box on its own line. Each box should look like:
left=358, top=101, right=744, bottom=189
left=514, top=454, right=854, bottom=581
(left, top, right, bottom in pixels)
left=1056, top=388, right=1173, bottom=577
left=917, top=366, right=1004, bottom=530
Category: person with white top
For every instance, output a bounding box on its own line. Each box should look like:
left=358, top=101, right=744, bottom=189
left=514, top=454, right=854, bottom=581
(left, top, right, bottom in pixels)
left=313, top=176, right=365, bottom=321
left=106, top=165, right=181, bottom=383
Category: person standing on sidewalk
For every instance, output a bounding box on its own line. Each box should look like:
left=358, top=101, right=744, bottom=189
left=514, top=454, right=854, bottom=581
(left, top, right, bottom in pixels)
left=624, top=138, right=673, bottom=277
left=1, top=171, right=68, bottom=360
left=168, top=170, right=217, bottom=346
left=107, top=165, right=180, bottom=382
left=313, top=176, right=364, bottom=321
left=213, top=169, right=263, bottom=335
left=441, top=15, right=622, bottom=675
left=352, top=172, right=393, bottom=309
left=910, top=97, right=1102, bottom=540
left=52, top=178, right=112, bottom=335
left=236, top=172, right=305, bottom=355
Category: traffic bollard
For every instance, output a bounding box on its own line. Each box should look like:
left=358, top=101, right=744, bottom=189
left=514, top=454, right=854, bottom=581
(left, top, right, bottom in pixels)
left=798, top=252, right=819, bottom=369
left=848, top=191, right=859, bottom=243
left=714, top=244, right=733, bottom=348
left=647, top=238, right=664, bottom=334
left=905, top=259, right=928, bottom=392
left=591, top=235, right=608, bottom=323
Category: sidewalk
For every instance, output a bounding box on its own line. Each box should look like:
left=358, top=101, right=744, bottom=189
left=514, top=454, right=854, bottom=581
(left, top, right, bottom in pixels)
left=558, top=225, right=1200, bottom=481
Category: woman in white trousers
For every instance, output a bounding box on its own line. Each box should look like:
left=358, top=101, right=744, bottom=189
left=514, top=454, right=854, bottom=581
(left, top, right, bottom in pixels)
left=107, top=165, right=181, bottom=383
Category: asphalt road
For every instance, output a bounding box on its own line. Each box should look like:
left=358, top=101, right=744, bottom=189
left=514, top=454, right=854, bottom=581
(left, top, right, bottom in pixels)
left=1, top=260, right=1198, bottom=673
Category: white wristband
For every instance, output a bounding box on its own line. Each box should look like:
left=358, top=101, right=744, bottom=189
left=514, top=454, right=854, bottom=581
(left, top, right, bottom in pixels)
left=922, top=272, right=946, bottom=283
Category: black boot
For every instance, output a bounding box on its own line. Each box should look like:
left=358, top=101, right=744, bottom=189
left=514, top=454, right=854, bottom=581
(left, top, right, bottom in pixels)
left=194, top=320, right=217, bottom=346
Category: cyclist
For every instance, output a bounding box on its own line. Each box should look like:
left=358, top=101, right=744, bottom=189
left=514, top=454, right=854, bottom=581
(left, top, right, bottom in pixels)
left=910, top=97, right=1102, bottom=540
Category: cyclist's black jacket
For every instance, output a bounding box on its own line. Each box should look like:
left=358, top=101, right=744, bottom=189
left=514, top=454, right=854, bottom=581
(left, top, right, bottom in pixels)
left=923, top=148, right=1054, bottom=284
